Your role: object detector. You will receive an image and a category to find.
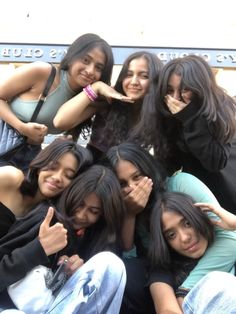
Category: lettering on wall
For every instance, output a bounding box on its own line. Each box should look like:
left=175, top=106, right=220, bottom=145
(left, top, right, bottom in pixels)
left=1, top=44, right=236, bottom=68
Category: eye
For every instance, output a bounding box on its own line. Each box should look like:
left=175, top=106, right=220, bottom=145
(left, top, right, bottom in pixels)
left=139, top=73, right=149, bottom=79
left=181, top=88, right=191, bottom=94
left=184, top=219, right=191, bottom=228
left=95, top=64, right=104, bottom=72
left=64, top=172, right=74, bottom=180
left=125, top=71, right=133, bottom=78
left=166, top=231, right=176, bottom=241
left=133, top=174, right=142, bottom=181
left=82, top=56, right=90, bottom=64
left=166, top=88, right=173, bottom=95
left=120, top=180, right=128, bottom=189
left=89, top=207, right=101, bottom=216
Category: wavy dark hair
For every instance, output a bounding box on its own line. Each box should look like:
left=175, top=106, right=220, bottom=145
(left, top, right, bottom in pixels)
left=149, top=191, right=215, bottom=270
left=60, top=33, right=114, bottom=141
left=56, top=164, right=125, bottom=259
left=140, top=55, right=236, bottom=167
left=20, top=138, right=93, bottom=197
left=93, top=51, right=163, bottom=149
left=105, top=142, right=166, bottom=254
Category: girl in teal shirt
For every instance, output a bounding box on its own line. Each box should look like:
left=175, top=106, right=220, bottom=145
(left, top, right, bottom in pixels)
left=105, top=142, right=236, bottom=314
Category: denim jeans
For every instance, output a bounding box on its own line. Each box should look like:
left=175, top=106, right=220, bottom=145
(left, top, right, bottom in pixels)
left=1, top=252, right=126, bottom=314
left=47, top=251, right=126, bottom=314
left=183, top=271, right=236, bottom=314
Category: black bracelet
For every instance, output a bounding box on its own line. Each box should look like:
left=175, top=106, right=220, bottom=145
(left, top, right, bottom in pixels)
left=175, top=287, right=190, bottom=298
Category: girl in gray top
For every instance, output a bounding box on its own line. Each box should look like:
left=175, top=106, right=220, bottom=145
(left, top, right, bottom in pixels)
left=0, top=33, right=114, bottom=172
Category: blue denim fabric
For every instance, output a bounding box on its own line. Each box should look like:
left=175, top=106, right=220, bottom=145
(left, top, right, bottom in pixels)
left=1, top=252, right=126, bottom=314
left=47, top=252, right=126, bottom=314
left=183, top=271, right=236, bottom=314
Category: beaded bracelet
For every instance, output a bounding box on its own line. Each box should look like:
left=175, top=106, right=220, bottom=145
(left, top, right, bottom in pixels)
left=83, top=84, right=98, bottom=102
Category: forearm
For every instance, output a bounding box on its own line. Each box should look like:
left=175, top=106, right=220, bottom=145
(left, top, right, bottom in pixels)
left=122, top=214, right=136, bottom=251
left=150, top=282, right=183, bottom=314
left=54, top=92, right=97, bottom=130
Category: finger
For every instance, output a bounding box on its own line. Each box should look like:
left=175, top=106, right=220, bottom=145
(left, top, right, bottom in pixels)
left=33, top=124, right=46, bottom=130
left=194, top=203, right=217, bottom=212
left=69, top=258, right=84, bottom=273
left=57, top=255, right=69, bottom=265
left=40, top=207, right=54, bottom=230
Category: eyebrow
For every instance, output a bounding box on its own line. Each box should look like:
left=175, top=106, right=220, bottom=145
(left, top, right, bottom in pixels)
left=163, top=216, right=185, bottom=233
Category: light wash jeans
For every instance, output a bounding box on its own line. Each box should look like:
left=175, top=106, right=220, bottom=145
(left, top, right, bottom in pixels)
left=1, top=251, right=126, bottom=314
left=183, top=271, right=236, bottom=314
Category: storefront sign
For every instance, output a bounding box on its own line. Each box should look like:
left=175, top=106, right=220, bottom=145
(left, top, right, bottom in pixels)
left=0, top=43, right=236, bottom=68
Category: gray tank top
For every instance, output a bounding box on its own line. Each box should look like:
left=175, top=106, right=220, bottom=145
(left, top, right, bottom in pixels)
left=10, top=70, right=77, bottom=134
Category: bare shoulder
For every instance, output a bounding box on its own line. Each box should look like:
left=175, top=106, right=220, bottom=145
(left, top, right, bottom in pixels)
left=15, top=61, right=53, bottom=80
left=0, top=166, right=24, bottom=189
left=0, top=61, right=54, bottom=100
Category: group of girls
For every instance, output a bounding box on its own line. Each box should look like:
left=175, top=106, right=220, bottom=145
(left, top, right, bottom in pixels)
left=0, top=32, right=236, bottom=313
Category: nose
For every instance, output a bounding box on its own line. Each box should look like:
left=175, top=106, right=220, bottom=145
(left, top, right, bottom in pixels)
left=123, top=185, right=133, bottom=195
left=179, top=230, right=191, bottom=243
left=76, top=208, right=87, bottom=221
left=130, top=75, right=139, bottom=85
left=172, top=90, right=181, bottom=100
left=85, top=63, right=95, bottom=76
left=52, top=170, right=63, bottom=182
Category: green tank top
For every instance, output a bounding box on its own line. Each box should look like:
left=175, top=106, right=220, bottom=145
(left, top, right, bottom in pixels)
left=10, top=70, right=77, bottom=134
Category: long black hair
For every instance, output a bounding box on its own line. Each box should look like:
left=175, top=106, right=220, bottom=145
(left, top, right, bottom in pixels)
left=20, top=139, right=93, bottom=197
left=93, top=51, right=163, bottom=149
left=61, top=33, right=114, bottom=141
left=56, top=164, right=125, bottom=259
left=105, top=142, right=166, bottom=256
left=138, top=55, right=236, bottom=170
left=149, top=191, right=215, bottom=270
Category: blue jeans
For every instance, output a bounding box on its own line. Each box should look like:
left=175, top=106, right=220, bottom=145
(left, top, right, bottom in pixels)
left=1, top=252, right=126, bottom=314
left=183, top=271, right=236, bottom=314
left=47, top=251, right=126, bottom=314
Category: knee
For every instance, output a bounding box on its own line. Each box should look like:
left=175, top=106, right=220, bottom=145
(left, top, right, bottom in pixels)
left=201, top=271, right=236, bottom=289
left=92, top=252, right=126, bottom=281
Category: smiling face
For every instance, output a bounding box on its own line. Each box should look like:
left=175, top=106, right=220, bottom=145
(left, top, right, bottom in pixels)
left=122, top=57, right=150, bottom=101
left=72, top=192, right=102, bottom=231
left=162, top=210, right=208, bottom=259
left=115, top=159, right=144, bottom=196
left=68, top=47, right=106, bottom=90
left=38, top=152, right=78, bottom=198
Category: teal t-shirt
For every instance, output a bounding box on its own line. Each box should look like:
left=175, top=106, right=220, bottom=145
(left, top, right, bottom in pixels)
left=124, top=171, right=236, bottom=290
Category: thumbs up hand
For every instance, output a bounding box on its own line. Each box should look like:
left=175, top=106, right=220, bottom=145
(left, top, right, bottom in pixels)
left=39, top=207, right=68, bottom=256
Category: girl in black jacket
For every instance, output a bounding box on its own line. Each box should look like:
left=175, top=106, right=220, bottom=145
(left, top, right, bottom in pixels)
left=0, top=165, right=126, bottom=313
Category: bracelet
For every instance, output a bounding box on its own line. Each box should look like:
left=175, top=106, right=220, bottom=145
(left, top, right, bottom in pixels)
left=175, top=287, right=190, bottom=298
left=83, top=84, right=98, bottom=102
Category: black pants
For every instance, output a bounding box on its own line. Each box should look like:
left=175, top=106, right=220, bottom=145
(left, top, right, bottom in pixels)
left=120, top=258, right=155, bottom=314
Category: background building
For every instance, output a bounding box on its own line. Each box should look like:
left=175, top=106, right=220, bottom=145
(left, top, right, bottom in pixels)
left=1, top=0, right=236, bottom=94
